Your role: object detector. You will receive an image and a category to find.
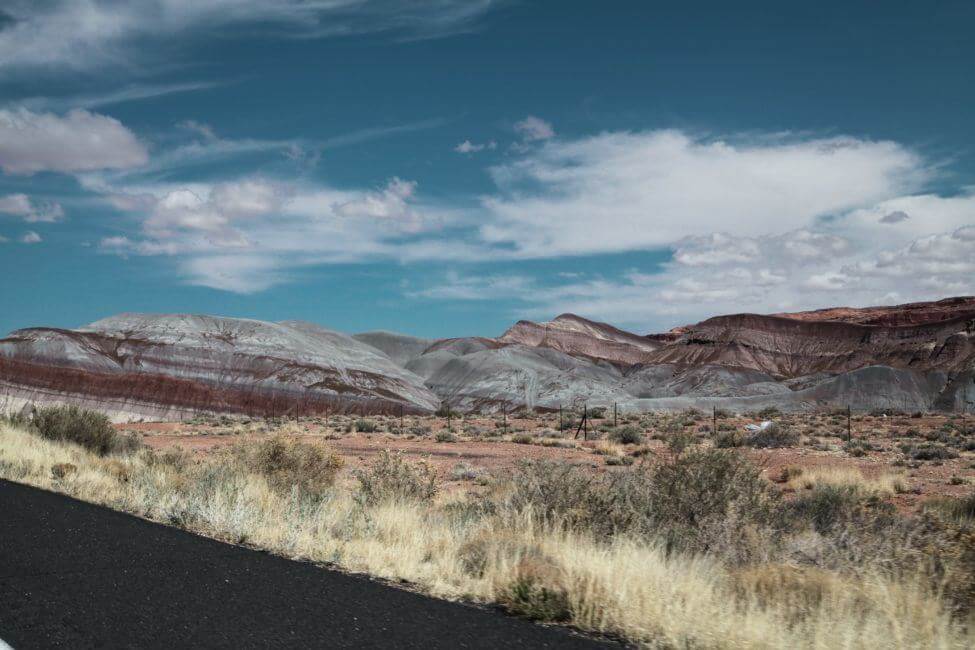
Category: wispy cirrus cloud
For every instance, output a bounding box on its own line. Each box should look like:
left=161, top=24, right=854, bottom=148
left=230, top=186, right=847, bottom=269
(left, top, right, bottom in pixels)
left=0, top=1, right=504, bottom=74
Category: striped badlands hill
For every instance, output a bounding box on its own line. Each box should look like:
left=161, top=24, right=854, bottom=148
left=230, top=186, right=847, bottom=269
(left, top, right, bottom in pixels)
left=0, top=314, right=438, bottom=422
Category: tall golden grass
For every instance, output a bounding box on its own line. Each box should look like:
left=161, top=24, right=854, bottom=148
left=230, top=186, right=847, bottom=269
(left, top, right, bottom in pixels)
left=0, top=421, right=971, bottom=649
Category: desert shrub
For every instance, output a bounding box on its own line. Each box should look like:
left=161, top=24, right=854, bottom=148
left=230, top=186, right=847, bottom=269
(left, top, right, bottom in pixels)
left=435, top=430, right=457, bottom=443
left=666, top=429, right=698, bottom=455
left=608, top=424, right=642, bottom=445
left=843, top=438, right=877, bottom=457
left=31, top=405, right=141, bottom=456
left=50, top=462, right=77, bottom=480
left=500, top=552, right=572, bottom=622
left=450, top=462, right=482, bottom=481
left=924, top=492, right=975, bottom=523
left=744, top=422, right=799, bottom=448
left=354, top=418, right=378, bottom=433
left=408, top=424, right=432, bottom=436
left=434, top=404, right=461, bottom=418
left=354, top=450, right=437, bottom=505
left=644, top=448, right=780, bottom=555
left=511, top=433, right=534, bottom=444
left=587, top=406, right=607, bottom=419
left=785, top=484, right=890, bottom=534
left=231, top=436, right=342, bottom=497
left=714, top=430, right=743, bottom=448
left=900, top=442, right=958, bottom=461
left=501, top=449, right=779, bottom=558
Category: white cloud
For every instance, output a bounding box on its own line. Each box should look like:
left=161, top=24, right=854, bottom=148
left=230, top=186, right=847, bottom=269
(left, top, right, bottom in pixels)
left=334, top=178, right=422, bottom=230
left=20, top=230, right=42, bottom=244
left=177, top=119, right=218, bottom=141
left=480, top=130, right=928, bottom=258
left=513, top=116, right=555, bottom=142
left=879, top=210, right=909, bottom=224
left=0, top=193, right=64, bottom=222
left=0, top=108, right=147, bottom=175
left=0, top=1, right=502, bottom=73
left=454, top=139, right=497, bottom=154
left=86, top=124, right=973, bottom=317
left=410, top=272, right=534, bottom=300
left=95, top=174, right=458, bottom=292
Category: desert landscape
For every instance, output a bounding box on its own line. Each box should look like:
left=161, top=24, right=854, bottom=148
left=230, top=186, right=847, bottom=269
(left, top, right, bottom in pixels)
left=2, top=299, right=974, bottom=647
left=2, top=3, right=974, bottom=646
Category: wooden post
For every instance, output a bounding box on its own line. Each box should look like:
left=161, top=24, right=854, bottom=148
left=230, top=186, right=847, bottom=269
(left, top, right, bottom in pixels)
left=847, top=405, right=852, bottom=441
left=713, top=405, right=717, bottom=435
left=400, top=404, right=404, bottom=433
left=559, top=404, right=563, bottom=433
left=614, top=402, right=618, bottom=427
left=325, top=406, right=329, bottom=430
left=447, top=400, right=451, bottom=431
left=584, top=403, right=588, bottom=440
left=503, top=403, right=507, bottom=435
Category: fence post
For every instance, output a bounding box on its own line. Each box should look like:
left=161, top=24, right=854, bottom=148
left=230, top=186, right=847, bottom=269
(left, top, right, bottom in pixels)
left=712, top=405, right=717, bottom=435
left=847, top=405, right=852, bottom=442
left=559, top=403, right=563, bottom=433
left=614, top=401, right=618, bottom=427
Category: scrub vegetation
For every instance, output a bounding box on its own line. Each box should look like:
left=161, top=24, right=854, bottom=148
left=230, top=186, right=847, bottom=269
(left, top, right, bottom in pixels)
left=2, top=408, right=975, bottom=648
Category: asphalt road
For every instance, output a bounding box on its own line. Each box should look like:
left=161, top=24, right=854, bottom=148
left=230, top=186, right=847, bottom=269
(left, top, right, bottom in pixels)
left=0, top=479, right=616, bottom=649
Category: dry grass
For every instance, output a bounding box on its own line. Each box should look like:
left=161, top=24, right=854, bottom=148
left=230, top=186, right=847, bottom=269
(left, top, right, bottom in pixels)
left=1, top=421, right=972, bottom=649
left=786, top=466, right=909, bottom=496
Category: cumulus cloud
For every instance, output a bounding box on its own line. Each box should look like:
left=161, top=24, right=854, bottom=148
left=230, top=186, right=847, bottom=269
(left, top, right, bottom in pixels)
left=513, top=116, right=555, bottom=142
left=0, top=1, right=502, bottom=73
left=0, top=193, right=64, bottom=222
left=480, top=130, right=928, bottom=258
left=87, top=124, right=972, bottom=319
left=20, top=230, right=42, bottom=244
left=96, top=174, right=456, bottom=291
left=0, top=108, right=147, bottom=175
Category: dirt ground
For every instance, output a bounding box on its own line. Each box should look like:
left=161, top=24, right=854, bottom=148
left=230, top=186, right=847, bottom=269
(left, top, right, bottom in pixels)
left=121, top=410, right=975, bottom=510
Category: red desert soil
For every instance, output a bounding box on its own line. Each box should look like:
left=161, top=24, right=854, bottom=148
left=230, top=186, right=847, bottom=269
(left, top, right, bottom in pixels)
left=124, top=412, right=975, bottom=508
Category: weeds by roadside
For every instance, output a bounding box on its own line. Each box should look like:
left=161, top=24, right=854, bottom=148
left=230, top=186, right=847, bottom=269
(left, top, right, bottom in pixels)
left=1, top=415, right=973, bottom=649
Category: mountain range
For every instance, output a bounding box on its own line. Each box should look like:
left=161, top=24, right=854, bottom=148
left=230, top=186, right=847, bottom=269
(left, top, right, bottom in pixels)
left=1, top=297, right=973, bottom=421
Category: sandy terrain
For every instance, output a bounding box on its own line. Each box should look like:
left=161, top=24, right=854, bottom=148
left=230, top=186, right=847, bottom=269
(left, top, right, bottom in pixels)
left=122, top=410, right=975, bottom=508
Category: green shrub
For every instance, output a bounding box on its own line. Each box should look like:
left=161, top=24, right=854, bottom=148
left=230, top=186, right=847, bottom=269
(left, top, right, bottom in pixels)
left=31, top=405, right=141, bottom=456
left=501, top=448, right=779, bottom=558
left=744, top=422, right=798, bottom=448
left=435, top=430, right=457, bottom=443
left=714, top=430, right=743, bottom=448
left=900, top=442, right=958, bottom=461
left=354, top=418, right=378, bottom=433
left=354, top=450, right=437, bottom=505
left=609, top=425, right=643, bottom=445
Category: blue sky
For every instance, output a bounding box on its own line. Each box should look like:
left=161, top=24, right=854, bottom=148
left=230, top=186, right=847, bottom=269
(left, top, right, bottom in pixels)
left=1, top=1, right=973, bottom=338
